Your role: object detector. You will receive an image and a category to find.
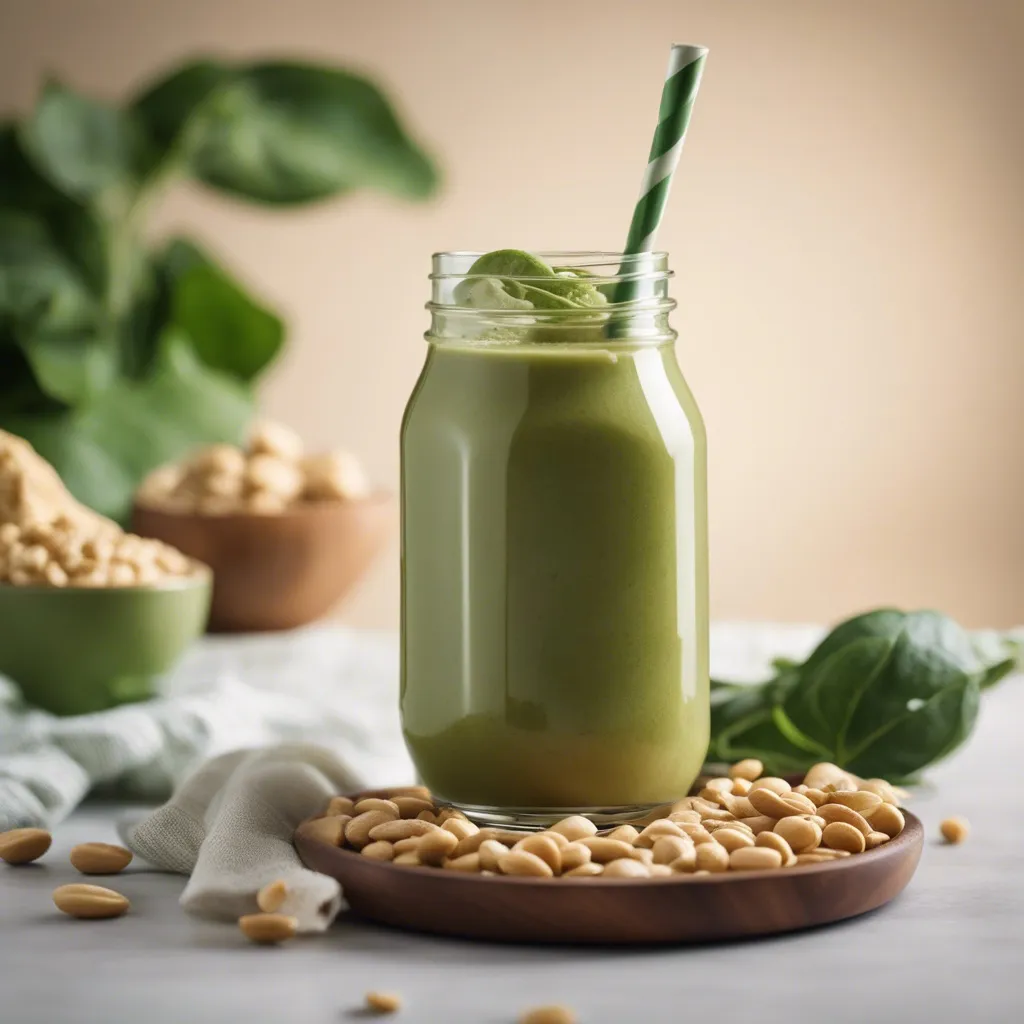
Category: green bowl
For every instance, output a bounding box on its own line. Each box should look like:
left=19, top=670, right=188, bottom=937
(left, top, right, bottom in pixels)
left=0, top=571, right=212, bottom=716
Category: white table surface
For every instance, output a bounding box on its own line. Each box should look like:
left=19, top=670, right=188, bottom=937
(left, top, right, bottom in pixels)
left=2, top=633, right=1021, bottom=1024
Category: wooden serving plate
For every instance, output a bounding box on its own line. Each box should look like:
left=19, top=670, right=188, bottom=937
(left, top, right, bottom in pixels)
left=295, top=810, right=924, bottom=945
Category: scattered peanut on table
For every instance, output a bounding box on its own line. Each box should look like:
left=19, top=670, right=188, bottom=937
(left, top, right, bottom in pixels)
left=69, top=842, right=133, bottom=875
left=364, top=991, right=402, bottom=1014
left=294, top=760, right=910, bottom=880
left=940, top=817, right=969, bottom=844
left=0, top=827, right=52, bottom=864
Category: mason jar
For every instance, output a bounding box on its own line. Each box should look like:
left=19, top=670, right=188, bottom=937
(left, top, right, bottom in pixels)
left=400, top=252, right=708, bottom=826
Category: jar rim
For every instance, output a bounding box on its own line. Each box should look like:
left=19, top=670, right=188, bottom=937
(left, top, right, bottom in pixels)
left=430, top=250, right=672, bottom=289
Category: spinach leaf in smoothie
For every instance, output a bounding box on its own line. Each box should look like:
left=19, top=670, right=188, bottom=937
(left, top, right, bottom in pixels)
left=707, top=608, right=1021, bottom=782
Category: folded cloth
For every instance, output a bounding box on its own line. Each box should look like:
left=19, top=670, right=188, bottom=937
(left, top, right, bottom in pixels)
left=119, top=743, right=361, bottom=932
left=0, top=626, right=414, bottom=832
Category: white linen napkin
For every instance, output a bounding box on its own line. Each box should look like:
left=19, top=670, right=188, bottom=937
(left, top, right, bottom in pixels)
left=118, top=744, right=361, bottom=932
left=0, top=626, right=414, bottom=832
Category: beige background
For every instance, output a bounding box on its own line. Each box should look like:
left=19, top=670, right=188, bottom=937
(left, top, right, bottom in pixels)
left=2, top=0, right=1022, bottom=629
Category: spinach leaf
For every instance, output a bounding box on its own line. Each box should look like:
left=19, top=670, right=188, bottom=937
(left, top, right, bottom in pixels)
left=709, top=609, right=1020, bottom=781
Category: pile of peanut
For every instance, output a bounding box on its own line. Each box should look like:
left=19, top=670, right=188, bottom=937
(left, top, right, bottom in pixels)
left=0, top=430, right=197, bottom=587
left=297, top=761, right=909, bottom=879
left=135, top=420, right=372, bottom=516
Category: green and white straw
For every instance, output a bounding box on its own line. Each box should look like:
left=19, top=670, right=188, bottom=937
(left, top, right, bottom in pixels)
left=613, top=43, right=708, bottom=312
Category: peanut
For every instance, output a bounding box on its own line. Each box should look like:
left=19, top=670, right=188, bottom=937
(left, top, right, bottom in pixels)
left=453, top=829, right=522, bottom=858
left=605, top=825, right=640, bottom=844
left=513, top=834, right=562, bottom=873
left=694, top=842, right=730, bottom=873
left=69, top=843, right=133, bottom=875
left=298, top=814, right=350, bottom=847
left=603, top=858, right=650, bottom=879
left=0, top=827, right=52, bottom=865
left=257, top=880, right=289, bottom=912
left=416, top=829, right=459, bottom=866
left=669, top=845, right=697, bottom=872
left=858, top=778, right=902, bottom=804
left=498, top=850, right=553, bottom=878
left=755, top=831, right=795, bottom=865
left=651, top=835, right=692, bottom=865
left=702, top=777, right=734, bottom=794
left=365, top=991, right=402, bottom=1014
left=238, top=912, right=297, bottom=944
left=630, top=847, right=654, bottom=865
left=748, top=788, right=810, bottom=819
left=53, top=883, right=130, bottom=919
left=817, top=803, right=872, bottom=837
left=393, top=836, right=423, bottom=855
left=548, top=815, right=598, bottom=841
left=940, top=817, right=969, bottom=844
left=368, top=819, right=438, bottom=843
left=565, top=863, right=604, bottom=877
left=579, top=837, right=635, bottom=863
left=478, top=840, right=511, bottom=872
left=353, top=798, right=400, bottom=817
left=392, top=851, right=421, bottom=866
left=823, top=790, right=882, bottom=813
left=393, top=796, right=435, bottom=819
left=865, top=831, right=891, bottom=849
left=445, top=853, right=482, bottom=872
left=738, top=815, right=779, bottom=835
left=649, top=864, right=673, bottom=878
left=804, top=762, right=858, bottom=792
left=729, top=846, right=783, bottom=871
left=345, top=810, right=397, bottom=849
left=543, top=830, right=569, bottom=849
left=559, top=842, right=592, bottom=872
left=326, top=796, right=355, bottom=817
left=668, top=809, right=702, bottom=825
left=822, top=821, right=866, bottom=854
left=361, top=841, right=395, bottom=861
left=636, top=820, right=686, bottom=847
left=729, top=758, right=763, bottom=781
left=749, top=777, right=791, bottom=795
left=866, top=802, right=906, bottom=838
left=711, top=828, right=755, bottom=853
left=730, top=777, right=752, bottom=796
left=520, top=1006, right=576, bottom=1024
left=773, top=816, right=821, bottom=854
left=441, top=818, right=478, bottom=841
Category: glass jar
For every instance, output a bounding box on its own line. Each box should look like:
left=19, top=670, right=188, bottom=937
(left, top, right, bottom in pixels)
left=400, top=252, right=708, bottom=826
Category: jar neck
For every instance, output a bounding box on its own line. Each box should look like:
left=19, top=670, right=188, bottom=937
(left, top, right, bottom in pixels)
left=427, top=251, right=677, bottom=348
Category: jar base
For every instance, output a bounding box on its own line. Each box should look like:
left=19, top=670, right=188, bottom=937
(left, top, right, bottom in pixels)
left=441, top=799, right=673, bottom=830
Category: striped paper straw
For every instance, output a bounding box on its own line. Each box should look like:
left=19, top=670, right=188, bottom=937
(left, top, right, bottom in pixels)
left=612, top=44, right=708, bottom=313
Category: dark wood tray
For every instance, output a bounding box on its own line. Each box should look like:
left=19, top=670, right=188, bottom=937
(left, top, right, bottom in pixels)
left=295, top=810, right=924, bottom=944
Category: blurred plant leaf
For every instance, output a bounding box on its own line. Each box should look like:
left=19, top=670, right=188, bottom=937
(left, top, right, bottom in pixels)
left=0, top=209, right=95, bottom=336
left=18, top=329, right=116, bottom=406
left=0, top=124, right=108, bottom=292
left=3, top=333, right=252, bottom=522
left=18, top=81, right=146, bottom=206
left=134, top=60, right=438, bottom=204
left=130, top=60, right=234, bottom=171
left=160, top=238, right=283, bottom=381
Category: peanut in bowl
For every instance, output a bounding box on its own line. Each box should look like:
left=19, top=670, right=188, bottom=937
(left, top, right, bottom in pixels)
left=131, top=423, right=394, bottom=632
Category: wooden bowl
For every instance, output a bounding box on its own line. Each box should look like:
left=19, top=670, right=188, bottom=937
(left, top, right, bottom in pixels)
left=132, top=494, right=394, bottom=632
left=296, top=812, right=924, bottom=945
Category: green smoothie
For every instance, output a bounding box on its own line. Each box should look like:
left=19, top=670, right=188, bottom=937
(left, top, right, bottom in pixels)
left=400, top=251, right=708, bottom=819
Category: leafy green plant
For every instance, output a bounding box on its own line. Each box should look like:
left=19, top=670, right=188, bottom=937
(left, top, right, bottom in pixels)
left=0, top=59, right=438, bottom=521
left=708, top=609, right=1020, bottom=782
